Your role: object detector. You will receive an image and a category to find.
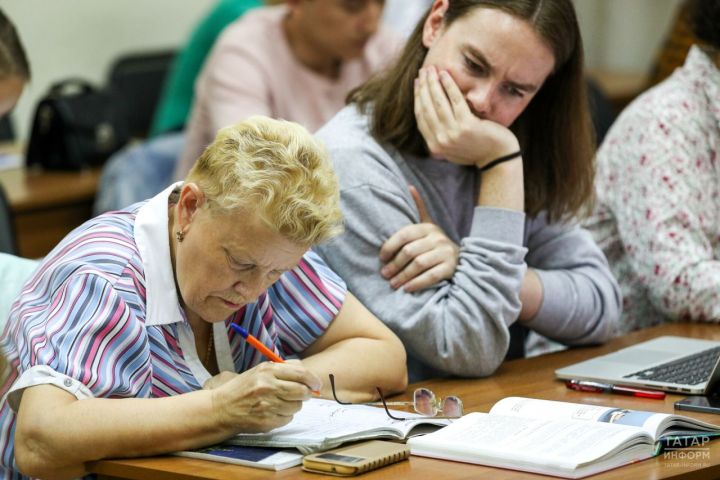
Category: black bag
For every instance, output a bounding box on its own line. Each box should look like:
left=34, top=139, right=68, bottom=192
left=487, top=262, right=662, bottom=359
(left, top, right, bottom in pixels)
left=26, top=79, right=129, bottom=170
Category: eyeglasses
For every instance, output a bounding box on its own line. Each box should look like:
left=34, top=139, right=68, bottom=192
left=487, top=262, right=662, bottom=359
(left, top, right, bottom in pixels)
left=329, top=374, right=463, bottom=420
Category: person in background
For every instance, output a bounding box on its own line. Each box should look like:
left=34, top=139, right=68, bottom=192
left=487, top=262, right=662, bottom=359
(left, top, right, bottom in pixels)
left=586, top=0, right=720, bottom=333
left=0, top=8, right=29, bottom=118
left=0, top=117, right=407, bottom=478
left=173, top=0, right=399, bottom=180
left=0, top=7, right=30, bottom=380
left=96, top=0, right=268, bottom=215
left=382, top=0, right=433, bottom=38
left=150, top=0, right=267, bottom=137
left=314, top=0, right=621, bottom=382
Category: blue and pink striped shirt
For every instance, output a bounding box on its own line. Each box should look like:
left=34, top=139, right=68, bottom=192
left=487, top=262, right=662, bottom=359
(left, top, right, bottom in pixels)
left=0, top=184, right=345, bottom=478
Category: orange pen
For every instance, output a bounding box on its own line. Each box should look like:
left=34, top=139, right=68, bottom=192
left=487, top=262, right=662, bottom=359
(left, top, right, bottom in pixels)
left=231, top=323, right=284, bottom=362
left=230, top=323, right=320, bottom=394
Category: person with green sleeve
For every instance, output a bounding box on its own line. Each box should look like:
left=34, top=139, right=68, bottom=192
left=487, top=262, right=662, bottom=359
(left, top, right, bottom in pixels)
left=150, top=0, right=263, bottom=137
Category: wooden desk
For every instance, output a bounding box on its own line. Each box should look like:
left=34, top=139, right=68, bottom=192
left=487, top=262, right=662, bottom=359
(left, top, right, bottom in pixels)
left=0, top=166, right=101, bottom=258
left=88, top=323, right=720, bottom=480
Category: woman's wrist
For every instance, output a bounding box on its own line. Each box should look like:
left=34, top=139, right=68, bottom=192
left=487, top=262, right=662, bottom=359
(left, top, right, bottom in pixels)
left=478, top=150, right=523, bottom=172
left=474, top=133, right=521, bottom=171
left=476, top=159, right=524, bottom=210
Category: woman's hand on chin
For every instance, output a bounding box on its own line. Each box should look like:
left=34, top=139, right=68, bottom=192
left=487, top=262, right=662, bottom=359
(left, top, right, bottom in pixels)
left=414, top=66, right=519, bottom=169
left=210, top=361, right=321, bottom=434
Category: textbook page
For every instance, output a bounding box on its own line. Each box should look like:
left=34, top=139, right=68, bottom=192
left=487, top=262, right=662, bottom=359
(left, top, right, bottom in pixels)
left=408, top=412, right=655, bottom=478
left=490, top=397, right=669, bottom=438
left=228, top=398, right=448, bottom=454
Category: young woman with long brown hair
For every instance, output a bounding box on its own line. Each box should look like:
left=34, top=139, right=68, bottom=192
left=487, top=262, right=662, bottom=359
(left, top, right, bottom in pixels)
left=315, top=0, right=621, bottom=382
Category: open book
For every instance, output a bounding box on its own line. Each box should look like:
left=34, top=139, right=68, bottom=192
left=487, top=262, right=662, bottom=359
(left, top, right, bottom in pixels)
left=228, top=398, right=449, bottom=454
left=408, top=396, right=720, bottom=479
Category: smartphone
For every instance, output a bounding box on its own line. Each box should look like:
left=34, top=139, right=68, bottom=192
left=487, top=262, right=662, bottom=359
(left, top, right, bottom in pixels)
left=302, top=440, right=409, bottom=476
left=674, top=395, right=720, bottom=414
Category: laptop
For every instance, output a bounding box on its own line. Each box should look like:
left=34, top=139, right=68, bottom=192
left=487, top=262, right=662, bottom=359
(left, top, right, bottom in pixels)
left=555, top=336, right=720, bottom=395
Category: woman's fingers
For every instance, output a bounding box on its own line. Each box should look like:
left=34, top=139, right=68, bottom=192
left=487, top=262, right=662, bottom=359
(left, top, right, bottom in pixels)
left=414, top=77, right=435, bottom=148
left=426, top=67, right=456, bottom=128
left=213, top=361, right=322, bottom=433
left=388, top=240, right=458, bottom=290
left=380, top=223, right=435, bottom=268
left=416, top=69, right=443, bottom=137
left=381, top=224, right=459, bottom=289
left=402, top=262, right=455, bottom=293
left=439, top=69, right=471, bottom=121
left=271, top=361, right=322, bottom=394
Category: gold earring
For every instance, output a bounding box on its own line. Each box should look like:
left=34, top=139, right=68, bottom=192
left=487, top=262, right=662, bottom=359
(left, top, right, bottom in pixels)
left=175, top=230, right=185, bottom=243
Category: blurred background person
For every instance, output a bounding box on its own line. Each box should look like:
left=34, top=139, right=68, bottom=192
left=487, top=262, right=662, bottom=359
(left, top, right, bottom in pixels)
left=587, top=0, right=720, bottom=333
left=0, top=8, right=29, bottom=118
left=173, top=0, right=399, bottom=180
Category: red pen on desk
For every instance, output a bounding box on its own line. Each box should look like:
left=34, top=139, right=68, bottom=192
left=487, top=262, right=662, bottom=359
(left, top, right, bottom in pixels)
left=566, top=380, right=666, bottom=400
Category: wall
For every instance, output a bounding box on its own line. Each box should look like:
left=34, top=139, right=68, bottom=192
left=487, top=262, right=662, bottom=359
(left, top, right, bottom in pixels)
left=2, top=0, right=215, bottom=141
left=574, top=0, right=684, bottom=71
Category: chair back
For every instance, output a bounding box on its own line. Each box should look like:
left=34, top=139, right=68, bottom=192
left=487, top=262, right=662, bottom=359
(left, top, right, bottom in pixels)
left=0, top=185, right=16, bottom=254
left=0, top=115, right=14, bottom=142
left=107, top=50, right=176, bottom=139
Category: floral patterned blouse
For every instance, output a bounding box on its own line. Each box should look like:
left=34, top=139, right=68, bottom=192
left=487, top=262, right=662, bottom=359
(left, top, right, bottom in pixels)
left=586, top=45, right=720, bottom=334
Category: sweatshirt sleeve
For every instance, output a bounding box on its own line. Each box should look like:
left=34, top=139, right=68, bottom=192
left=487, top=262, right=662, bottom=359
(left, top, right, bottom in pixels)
left=315, top=155, right=527, bottom=378
left=522, top=215, right=621, bottom=345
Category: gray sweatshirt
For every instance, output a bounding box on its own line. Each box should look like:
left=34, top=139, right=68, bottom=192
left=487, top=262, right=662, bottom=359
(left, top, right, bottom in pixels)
left=315, top=106, right=621, bottom=381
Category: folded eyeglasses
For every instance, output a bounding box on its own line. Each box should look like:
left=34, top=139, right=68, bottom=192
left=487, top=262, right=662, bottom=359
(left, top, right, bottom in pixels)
left=329, top=374, right=463, bottom=420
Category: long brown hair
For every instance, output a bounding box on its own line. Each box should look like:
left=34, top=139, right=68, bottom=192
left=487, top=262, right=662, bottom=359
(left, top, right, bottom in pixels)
left=349, top=0, right=594, bottom=221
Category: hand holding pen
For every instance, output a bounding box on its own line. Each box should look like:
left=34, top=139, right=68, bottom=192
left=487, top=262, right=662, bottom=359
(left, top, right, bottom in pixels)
left=208, top=358, right=321, bottom=433
left=231, top=323, right=321, bottom=395
left=566, top=380, right=666, bottom=400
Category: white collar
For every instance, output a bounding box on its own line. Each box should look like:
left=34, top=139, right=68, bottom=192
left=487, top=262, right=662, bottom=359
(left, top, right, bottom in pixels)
left=134, top=183, right=183, bottom=326
left=133, top=183, right=236, bottom=382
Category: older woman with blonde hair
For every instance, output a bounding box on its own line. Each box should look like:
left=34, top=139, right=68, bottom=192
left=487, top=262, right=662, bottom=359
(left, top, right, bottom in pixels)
left=0, top=116, right=407, bottom=479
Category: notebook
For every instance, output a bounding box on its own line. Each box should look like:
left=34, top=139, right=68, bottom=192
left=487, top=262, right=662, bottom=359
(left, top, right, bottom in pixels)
left=555, top=336, right=720, bottom=395
left=227, top=398, right=449, bottom=454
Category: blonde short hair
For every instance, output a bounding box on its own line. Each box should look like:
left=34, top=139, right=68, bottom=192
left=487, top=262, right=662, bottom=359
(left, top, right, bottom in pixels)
left=185, top=116, right=343, bottom=245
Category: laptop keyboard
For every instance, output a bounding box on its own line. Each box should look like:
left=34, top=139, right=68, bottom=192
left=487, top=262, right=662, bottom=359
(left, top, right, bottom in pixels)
left=623, top=346, right=720, bottom=385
